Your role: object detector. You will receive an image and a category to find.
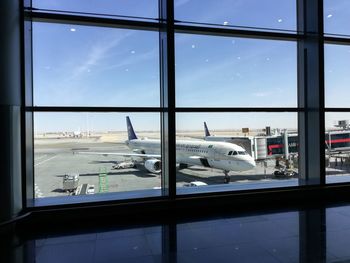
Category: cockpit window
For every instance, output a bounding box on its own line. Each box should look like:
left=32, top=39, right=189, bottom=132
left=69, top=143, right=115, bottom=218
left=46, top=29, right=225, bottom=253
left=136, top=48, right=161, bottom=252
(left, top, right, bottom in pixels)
left=238, top=151, right=247, bottom=155
left=232, top=151, right=238, bottom=155
left=228, top=151, right=233, bottom=155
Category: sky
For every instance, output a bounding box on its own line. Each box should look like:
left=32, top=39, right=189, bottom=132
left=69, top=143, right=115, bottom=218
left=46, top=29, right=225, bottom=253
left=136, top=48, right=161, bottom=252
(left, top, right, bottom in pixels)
left=31, top=0, right=350, bottom=132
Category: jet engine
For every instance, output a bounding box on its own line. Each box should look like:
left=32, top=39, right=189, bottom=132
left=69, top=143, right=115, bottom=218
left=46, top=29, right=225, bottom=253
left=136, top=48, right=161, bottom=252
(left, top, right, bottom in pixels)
left=144, top=159, right=161, bottom=174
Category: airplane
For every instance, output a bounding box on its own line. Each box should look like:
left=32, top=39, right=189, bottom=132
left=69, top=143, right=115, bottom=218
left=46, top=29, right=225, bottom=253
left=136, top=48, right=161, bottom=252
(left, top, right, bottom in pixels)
left=62, top=127, right=82, bottom=138
left=73, top=130, right=82, bottom=138
left=203, top=122, right=253, bottom=156
left=79, top=117, right=256, bottom=183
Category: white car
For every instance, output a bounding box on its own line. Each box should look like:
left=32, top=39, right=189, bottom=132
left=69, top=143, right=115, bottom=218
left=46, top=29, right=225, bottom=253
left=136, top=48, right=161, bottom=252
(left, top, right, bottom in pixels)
left=86, top=185, right=95, bottom=194
left=184, top=181, right=208, bottom=187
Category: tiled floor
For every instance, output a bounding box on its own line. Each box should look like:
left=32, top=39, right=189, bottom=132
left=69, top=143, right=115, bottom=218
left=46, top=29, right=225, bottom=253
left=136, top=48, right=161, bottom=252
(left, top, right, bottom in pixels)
left=4, top=204, right=350, bottom=262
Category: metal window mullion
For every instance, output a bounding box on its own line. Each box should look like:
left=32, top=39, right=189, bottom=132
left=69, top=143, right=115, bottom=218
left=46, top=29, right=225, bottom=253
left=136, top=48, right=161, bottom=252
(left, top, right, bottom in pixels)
left=297, top=0, right=325, bottom=186
left=28, top=106, right=164, bottom=112
left=325, top=36, right=350, bottom=45
left=159, top=0, right=176, bottom=199
left=166, top=0, right=176, bottom=200
left=325, top=108, right=350, bottom=112
left=175, top=24, right=300, bottom=42
left=175, top=107, right=302, bottom=113
left=318, top=0, right=326, bottom=186
left=23, top=10, right=35, bottom=207
left=26, top=11, right=161, bottom=32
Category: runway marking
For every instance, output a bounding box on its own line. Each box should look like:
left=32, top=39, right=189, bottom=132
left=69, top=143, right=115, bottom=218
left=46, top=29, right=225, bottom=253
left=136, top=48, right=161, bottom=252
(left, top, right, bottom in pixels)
left=35, top=155, right=47, bottom=161
left=34, top=155, right=57, bottom=167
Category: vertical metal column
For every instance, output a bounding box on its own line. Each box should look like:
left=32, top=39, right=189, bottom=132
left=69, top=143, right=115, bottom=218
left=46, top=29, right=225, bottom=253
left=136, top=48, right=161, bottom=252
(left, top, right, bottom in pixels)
left=297, top=0, right=325, bottom=185
left=159, top=0, right=176, bottom=198
left=0, top=0, right=23, bottom=223
left=24, top=3, right=34, bottom=207
left=284, top=129, right=289, bottom=160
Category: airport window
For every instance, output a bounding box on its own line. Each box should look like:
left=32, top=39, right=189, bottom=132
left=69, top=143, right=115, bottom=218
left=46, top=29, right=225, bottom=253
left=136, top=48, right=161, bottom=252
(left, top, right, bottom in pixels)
left=325, top=113, right=350, bottom=184
left=176, top=113, right=299, bottom=193
left=24, top=0, right=347, bottom=206
left=174, top=0, right=296, bottom=32
left=175, top=34, right=297, bottom=107
left=26, top=2, right=165, bottom=205
left=324, top=0, right=350, bottom=36
left=324, top=44, right=350, bottom=108
left=324, top=1, right=350, bottom=184
left=33, top=22, right=160, bottom=107
left=33, top=112, right=162, bottom=202
left=31, top=0, right=159, bottom=21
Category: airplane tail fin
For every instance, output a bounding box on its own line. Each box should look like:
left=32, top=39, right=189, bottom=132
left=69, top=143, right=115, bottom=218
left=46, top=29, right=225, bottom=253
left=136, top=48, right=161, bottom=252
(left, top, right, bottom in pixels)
left=204, top=122, right=211, bottom=137
left=126, top=116, right=138, bottom=140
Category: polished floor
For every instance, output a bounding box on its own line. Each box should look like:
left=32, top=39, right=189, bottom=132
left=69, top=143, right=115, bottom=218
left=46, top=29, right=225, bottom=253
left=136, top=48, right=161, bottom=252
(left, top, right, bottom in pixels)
left=4, top=203, right=350, bottom=262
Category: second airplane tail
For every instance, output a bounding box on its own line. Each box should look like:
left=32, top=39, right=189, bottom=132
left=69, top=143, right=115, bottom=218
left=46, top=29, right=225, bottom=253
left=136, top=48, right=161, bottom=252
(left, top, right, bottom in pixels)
left=204, top=122, right=211, bottom=137
left=126, top=116, right=138, bottom=141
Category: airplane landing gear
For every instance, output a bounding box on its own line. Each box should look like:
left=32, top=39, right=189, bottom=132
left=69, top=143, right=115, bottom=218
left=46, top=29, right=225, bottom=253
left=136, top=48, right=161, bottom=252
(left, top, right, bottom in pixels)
left=224, top=171, right=230, bottom=184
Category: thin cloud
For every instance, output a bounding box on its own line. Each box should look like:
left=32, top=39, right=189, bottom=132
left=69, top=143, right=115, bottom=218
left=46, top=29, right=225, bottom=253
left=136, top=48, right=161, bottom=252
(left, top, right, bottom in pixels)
left=71, top=31, right=133, bottom=79
left=101, top=48, right=158, bottom=71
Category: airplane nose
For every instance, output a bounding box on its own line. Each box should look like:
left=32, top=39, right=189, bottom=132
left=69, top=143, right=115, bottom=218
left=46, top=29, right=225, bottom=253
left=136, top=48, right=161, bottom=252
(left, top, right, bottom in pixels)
left=250, top=159, right=256, bottom=168
left=247, top=158, right=256, bottom=169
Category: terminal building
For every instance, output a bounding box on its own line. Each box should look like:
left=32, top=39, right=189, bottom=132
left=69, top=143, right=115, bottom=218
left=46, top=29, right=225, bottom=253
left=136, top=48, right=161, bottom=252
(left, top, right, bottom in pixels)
left=248, top=121, right=350, bottom=161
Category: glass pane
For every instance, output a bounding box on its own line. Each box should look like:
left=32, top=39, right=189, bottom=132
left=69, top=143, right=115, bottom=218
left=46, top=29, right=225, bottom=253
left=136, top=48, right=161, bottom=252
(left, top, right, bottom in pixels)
left=34, top=112, right=162, bottom=204
left=324, top=0, right=350, bottom=36
left=33, top=22, right=160, bottom=107
left=175, top=34, right=297, bottom=107
left=325, top=44, right=350, bottom=108
left=32, top=0, right=158, bottom=20
left=325, top=112, right=350, bottom=184
left=176, top=113, right=299, bottom=195
left=175, top=0, right=296, bottom=32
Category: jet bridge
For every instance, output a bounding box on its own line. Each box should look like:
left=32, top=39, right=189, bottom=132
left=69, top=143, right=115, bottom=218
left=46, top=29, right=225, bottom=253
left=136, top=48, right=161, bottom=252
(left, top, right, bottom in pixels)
left=252, top=132, right=298, bottom=161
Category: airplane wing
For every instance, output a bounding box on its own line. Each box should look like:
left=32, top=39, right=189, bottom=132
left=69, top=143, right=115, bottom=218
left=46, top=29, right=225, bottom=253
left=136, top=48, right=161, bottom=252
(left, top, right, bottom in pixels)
left=76, top=151, right=161, bottom=159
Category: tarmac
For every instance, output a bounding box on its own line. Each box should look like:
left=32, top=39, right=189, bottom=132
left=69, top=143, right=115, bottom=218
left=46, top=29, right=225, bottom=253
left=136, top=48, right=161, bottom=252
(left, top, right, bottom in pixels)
left=33, top=133, right=350, bottom=203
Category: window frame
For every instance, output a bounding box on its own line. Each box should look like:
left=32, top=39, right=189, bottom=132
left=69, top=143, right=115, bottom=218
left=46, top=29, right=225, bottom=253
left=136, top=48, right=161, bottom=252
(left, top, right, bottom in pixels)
left=22, top=0, right=350, bottom=209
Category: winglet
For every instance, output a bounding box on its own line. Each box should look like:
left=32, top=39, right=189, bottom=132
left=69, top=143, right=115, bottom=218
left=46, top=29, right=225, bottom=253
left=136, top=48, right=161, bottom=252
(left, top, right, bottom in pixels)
left=126, top=116, right=138, bottom=140
left=204, top=122, right=211, bottom=137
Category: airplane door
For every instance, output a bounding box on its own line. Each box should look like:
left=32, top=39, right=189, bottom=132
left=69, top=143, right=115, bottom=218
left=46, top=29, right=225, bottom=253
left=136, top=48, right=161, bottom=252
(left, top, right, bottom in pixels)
left=214, top=148, right=220, bottom=161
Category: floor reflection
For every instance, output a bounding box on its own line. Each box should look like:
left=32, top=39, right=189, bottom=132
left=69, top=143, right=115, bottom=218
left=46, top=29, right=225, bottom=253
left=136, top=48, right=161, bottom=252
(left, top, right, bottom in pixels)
left=4, top=204, right=350, bottom=262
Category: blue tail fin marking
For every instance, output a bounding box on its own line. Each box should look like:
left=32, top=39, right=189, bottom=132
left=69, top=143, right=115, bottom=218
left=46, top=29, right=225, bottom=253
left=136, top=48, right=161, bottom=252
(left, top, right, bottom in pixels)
left=126, top=116, right=138, bottom=140
left=204, top=122, right=211, bottom=137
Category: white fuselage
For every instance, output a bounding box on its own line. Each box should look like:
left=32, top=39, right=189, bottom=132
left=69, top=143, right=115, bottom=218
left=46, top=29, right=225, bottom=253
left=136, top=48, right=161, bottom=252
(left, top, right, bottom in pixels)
left=204, top=136, right=237, bottom=142
left=126, top=138, right=256, bottom=172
